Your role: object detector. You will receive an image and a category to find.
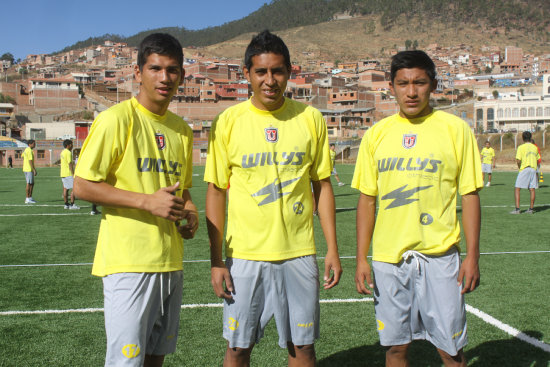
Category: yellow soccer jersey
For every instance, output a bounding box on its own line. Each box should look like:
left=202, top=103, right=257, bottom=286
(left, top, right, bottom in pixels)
left=352, top=110, right=483, bottom=263
left=516, top=143, right=540, bottom=171
left=330, top=149, right=336, bottom=168
left=204, top=98, right=331, bottom=261
left=480, top=147, right=495, bottom=165
left=22, top=147, right=34, bottom=172
left=75, top=98, right=193, bottom=276
left=60, top=149, right=73, bottom=178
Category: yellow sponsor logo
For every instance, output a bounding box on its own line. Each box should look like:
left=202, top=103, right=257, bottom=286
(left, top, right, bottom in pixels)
left=122, top=344, right=140, bottom=359
left=166, top=334, right=175, bottom=340
left=297, top=322, right=314, bottom=328
left=452, top=330, right=464, bottom=339
left=228, top=317, right=239, bottom=331
left=377, top=319, right=385, bottom=331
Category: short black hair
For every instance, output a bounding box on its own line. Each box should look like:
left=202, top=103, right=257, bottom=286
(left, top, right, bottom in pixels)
left=137, top=33, right=183, bottom=71
left=244, top=30, right=291, bottom=71
left=522, top=131, right=532, bottom=142
left=27, top=139, right=35, bottom=145
left=63, top=139, right=73, bottom=148
left=391, top=50, right=436, bottom=83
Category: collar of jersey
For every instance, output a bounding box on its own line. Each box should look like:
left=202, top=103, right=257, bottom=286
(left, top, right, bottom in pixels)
left=247, top=98, right=288, bottom=116
left=395, top=110, right=436, bottom=125
left=132, top=98, right=168, bottom=122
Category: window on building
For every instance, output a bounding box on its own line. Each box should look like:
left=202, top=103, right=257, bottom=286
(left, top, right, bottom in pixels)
left=545, top=107, right=550, bottom=116
left=37, top=150, right=45, bottom=159
left=331, top=117, right=335, bottom=122
left=476, top=109, right=483, bottom=123
left=520, top=108, right=527, bottom=117
left=505, top=108, right=511, bottom=118
left=536, top=107, right=543, bottom=117
left=528, top=107, right=535, bottom=117
left=513, top=108, right=519, bottom=117
left=15, top=150, right=22, bottom=159
left=497, top=109, right=503, bottom=118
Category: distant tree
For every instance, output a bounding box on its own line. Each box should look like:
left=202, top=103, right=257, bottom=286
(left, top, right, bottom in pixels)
left=492, top=90, right=499, bottom=99
left=484, top=66, right=493, bottom=74
left=405, top=39, right=412, bottom=50
left=0, top=53, right=14, bottom=64
left=0, top=93, right=15, bottom=103
left=412, top=40, right=418, bottom=50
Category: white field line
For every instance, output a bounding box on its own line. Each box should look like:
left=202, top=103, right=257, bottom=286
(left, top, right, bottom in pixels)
left=1, top=299, right=548, bottom=353
left=466, top=304, right=550, bottom=353
left=1, top=251, right=549, bottom=269
left=0, top=213, right=91, bottom=217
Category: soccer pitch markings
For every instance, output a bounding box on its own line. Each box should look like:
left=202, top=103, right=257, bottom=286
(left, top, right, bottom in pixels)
left=1, top=295, right=549, bottom=354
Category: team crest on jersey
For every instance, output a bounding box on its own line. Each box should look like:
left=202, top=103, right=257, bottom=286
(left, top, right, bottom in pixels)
left=402, top=134, right=417, bottom=149
left=155, top=133, right=166, bottom=150
left=264, top=127, right=278, bottom=143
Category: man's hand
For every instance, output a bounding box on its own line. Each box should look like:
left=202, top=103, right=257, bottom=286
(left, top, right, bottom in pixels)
left=458, top=254, right=480, bottom=294
left=211, top=263, right=234, bottom=300
left=143, top=182, right=186, bottom=221
left=323, top=251, right=342, bottom=289
left=177, top=209, right=198, bottom=239
left=355, top=259, right=374, bottom=295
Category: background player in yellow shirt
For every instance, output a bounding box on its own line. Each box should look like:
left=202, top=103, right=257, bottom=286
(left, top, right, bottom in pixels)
left=205, top=30, right=342, bottom=367
left=22, top=139, right=37, bottom=204
left=330, top=143, right=345, bottom=186
left=510, top=131, right=540, bottom=214
left=74, top=33, right=198, bottom=367
left=60, top=139, right=79, bottom=209
left=480, top=140, right=495, bottom=187
left=352, top=50, right=482, bottom=367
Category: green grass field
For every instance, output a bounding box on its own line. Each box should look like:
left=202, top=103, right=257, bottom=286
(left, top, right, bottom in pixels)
left=1, top=165, right=549, bottom=366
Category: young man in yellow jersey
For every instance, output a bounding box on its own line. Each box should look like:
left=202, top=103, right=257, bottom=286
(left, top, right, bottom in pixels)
left=74, top=33, right=198, bottom=367
left=510, top=131, right=540, bottom=214
left=60, top=139, right=79, bottom=209
left=205, top=30, right=342, bottom=367
left=352, top=50, right=482, bottom=367
left=23, top=139, right=37, bottom=203
left=480, top=140, right=495, bottom=187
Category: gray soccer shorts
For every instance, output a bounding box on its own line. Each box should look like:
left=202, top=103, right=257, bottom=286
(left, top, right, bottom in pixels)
left=481, top=163, right=492, bottom=173
left=515, top=168, right=538, bottom=189
left=371, top=247, right=467, bottom=356
left=61, top=176, right=74, bottom=189
left=24, top=172, right=34, bottom=184
left=223, top=255, right=320, bottom=349
left=102, top=271, right=183, bottom=366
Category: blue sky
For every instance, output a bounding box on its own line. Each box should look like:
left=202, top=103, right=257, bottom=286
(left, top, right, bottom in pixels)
left=3, top=0, right=265, bottom=61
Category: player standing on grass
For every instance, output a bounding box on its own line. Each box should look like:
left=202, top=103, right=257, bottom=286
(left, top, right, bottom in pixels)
left=510, top=131, right=540, bottom=214
left=480, top=140, right=495, bottom=187
left=352, top=50, right=483, bottom=367
left=74, top=33, right=198, bottom=367
left=23, top=139, right=37, bottom=204
left=60, top=139, right=79, bottom=209
left=330, top=143, right=345, bottom=186
left=205, top=30, right=342, bottom=367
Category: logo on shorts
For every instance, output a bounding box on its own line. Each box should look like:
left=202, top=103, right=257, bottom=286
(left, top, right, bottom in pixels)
left=297, top=322, right=314, bottom=328
left=122, top=344, right=140, bottom=359
left=265, top=127, right=278, bottom=143
left=377, top=319, right=385, bottom=331
left=293, top=201, right=304, bottom=214
left=402, top=134, right=417, bottom=149
left=155, top=133, right=166, bottom=150
left=452, top=329, right=464, bottom=339
left=228, top=317, right=239, bottom=331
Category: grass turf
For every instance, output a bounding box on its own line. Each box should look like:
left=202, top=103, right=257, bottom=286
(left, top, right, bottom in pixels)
left=0, top=165, right=549, bottom=366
